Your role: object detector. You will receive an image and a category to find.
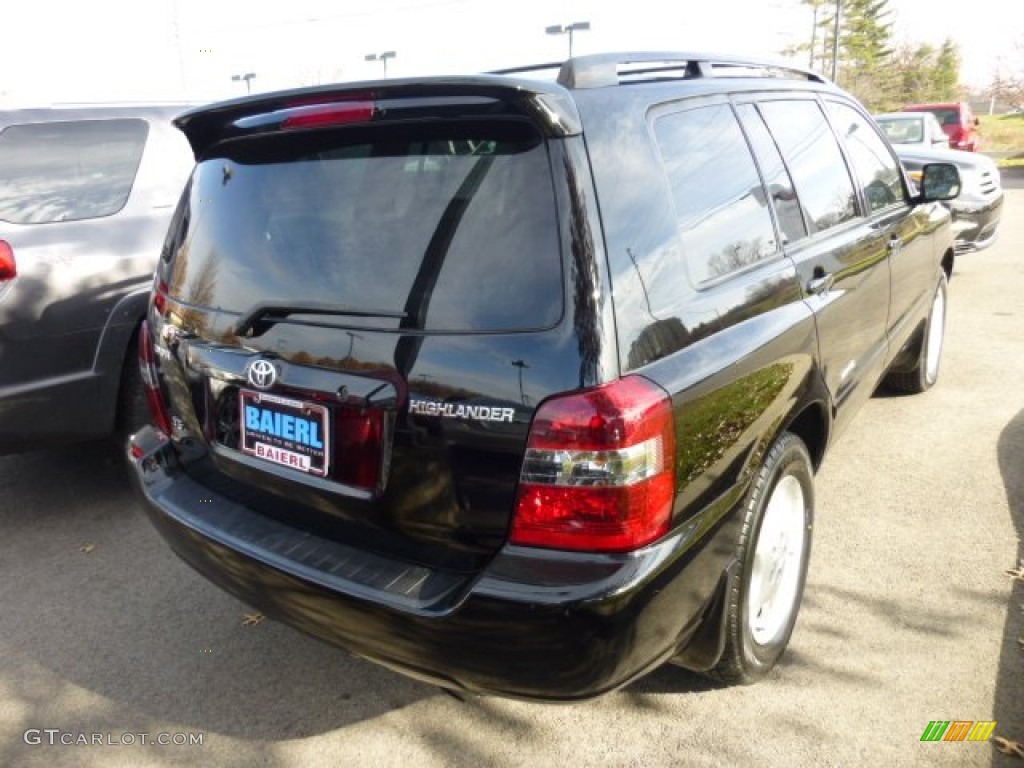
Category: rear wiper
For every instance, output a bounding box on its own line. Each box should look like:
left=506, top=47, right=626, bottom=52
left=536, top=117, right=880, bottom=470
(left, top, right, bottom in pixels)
left=233, top=301, right=407, bottom=337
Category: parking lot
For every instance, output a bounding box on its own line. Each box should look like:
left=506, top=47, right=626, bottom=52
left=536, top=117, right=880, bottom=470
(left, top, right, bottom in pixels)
left=1, top=180, right=1022, bottom=767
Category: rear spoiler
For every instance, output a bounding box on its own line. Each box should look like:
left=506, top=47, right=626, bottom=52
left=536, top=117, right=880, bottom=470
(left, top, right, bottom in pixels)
left=173, top=77, right=582, bottom=157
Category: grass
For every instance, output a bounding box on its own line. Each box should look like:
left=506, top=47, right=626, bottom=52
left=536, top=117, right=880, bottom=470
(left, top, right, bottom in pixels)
left=978, top=114, right=1024, bottom=166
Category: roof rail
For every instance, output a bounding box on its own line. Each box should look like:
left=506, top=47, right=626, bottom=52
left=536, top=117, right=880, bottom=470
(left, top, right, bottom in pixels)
left=489, top=62, right=564, bottom=77
left=494, top=52, right=829, bottom=89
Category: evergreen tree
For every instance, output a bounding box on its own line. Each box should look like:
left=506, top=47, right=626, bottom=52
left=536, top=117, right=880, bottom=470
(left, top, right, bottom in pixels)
left=933, top=39, right=961, bottom=101
left=788, top=0, right=965, bottom=109
left=836, top=0, right=896, bottom=109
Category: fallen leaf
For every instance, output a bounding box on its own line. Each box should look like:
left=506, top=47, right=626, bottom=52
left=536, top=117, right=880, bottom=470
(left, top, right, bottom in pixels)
left=79, top=543, right=95, bottom=554
left=241, top=613, right=265, bottom=627
left=994, top=736, right=1024, bottom=758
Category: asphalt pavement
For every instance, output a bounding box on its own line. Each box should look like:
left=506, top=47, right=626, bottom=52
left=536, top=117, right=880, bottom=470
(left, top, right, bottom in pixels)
left=1, top=186, right=1022, bottom=768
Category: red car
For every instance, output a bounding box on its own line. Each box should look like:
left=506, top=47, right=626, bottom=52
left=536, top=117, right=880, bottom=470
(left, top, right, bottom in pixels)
left=902, top=102, right=981, bottom=151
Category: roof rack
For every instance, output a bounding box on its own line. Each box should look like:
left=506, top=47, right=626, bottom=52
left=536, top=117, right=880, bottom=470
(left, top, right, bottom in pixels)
left=492, top=52, right=829, bottom=89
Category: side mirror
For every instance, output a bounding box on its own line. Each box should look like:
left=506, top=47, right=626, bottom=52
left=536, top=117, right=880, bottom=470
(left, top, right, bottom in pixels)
left=918, top=163, right=961, bottom=201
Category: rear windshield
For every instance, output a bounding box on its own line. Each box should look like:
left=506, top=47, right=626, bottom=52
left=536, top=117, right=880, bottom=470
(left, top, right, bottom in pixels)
left=919, top=108, right=959, bottom=127
left=877, top=117, right=922, bottom=144
left=0, top=118, right=148, bottom=224
left=166, top=122, right=563, bottom=333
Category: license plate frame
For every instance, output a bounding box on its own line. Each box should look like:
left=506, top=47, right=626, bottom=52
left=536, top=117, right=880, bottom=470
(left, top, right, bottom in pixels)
left=239, top=389, right=330, bottom=476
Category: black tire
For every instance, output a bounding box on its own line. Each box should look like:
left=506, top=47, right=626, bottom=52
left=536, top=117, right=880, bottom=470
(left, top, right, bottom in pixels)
left=885, top=272, right=948, bottom=394
left=115, top=327, right=151, bottom=440
left=708, top=432, right=814, bottom=685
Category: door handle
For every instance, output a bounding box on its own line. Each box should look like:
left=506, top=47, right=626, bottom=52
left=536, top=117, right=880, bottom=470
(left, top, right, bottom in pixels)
left=806, top=271, right=834, bottom=295
left=888, top=236, right=903, bottom=253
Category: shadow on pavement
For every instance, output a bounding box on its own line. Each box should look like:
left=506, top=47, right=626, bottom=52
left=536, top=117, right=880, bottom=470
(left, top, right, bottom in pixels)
left=0, top=441, right=433, bottom=766
left=0, top=440, right=751, bottom=765
left=995, top=408, right=1024, bottom=765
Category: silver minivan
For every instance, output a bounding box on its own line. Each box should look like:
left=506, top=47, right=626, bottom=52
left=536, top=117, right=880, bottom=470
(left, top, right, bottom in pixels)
left=0, top=105, right=194, bottom=453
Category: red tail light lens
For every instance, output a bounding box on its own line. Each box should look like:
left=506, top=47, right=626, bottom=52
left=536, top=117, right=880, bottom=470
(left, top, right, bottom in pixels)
left=138, top=320, right=173, bottom=435
left=281, top=101, right=375, bottom=129
left=0, top=240, right=16, bottom=281
left=511, top=376, right=677, bottom=553
left=333, top=406, right=385, bottom=491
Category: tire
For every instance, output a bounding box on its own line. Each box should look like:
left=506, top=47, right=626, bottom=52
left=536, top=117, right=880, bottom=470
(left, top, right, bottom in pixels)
left=708, top=432, right=814, bottom=685
left=885, top=272, right=948, bottom=394
left=115, top=327, right=151, bottom=440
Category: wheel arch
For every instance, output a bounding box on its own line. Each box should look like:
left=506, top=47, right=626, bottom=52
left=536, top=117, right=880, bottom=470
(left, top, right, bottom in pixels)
left=783, top=400, right=830, bottom=472
left=90, top=286, right=150, bottom=433
left=941, top=246, right=954, bottom=281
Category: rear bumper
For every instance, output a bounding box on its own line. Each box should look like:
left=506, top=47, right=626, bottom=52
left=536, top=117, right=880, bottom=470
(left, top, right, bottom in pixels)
left=129, top=427, right=738, bottom=700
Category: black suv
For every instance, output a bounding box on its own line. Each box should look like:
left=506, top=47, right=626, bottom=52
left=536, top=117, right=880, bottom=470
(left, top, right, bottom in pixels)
left=129, top=53, right=959, bottom=700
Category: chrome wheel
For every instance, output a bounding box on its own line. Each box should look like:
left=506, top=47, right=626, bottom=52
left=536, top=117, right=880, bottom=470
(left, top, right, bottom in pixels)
left=924, top=283, right=946, bottom=384
left=747, top=474, right=807, bottom=646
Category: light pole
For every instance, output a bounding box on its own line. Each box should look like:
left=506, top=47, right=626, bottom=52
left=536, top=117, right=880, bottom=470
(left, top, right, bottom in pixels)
left=545, top=21, right=590, bottom=58
left=344, top=331, right=363, bottom=360
left=511, top=359, right=530, bottom=405
left=231, top=72, right=256, bottom=94
left=365, top=51, right=397, bottom=77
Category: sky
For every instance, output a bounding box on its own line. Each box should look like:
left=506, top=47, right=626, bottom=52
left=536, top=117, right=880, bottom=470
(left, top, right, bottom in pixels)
left=0, top=0, right=1019, bottom=105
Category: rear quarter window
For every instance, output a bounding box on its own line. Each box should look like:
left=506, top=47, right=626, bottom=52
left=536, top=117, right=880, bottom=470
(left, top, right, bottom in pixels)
left=0, top=118, right=148, bottom=224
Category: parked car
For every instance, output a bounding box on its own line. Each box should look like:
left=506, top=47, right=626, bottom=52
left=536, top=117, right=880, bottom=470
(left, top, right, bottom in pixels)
left=129, top=52, right=959, bottom=700
left=902, top=102, right=981, bottom=151
left=895, top=145, right=1003, bottom=253
left=0, top=105, right=194, bottom=453
left=874, top=111, right=949, bottom=149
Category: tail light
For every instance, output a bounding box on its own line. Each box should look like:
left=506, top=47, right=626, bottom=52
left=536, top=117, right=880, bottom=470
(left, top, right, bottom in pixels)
left=511, top=376, right=676, bottom=553
left=0, top=240, right=15, bottom=281
left=153, top=279, right=168, bottom=316
left=333, top=406, right=385, bottom=491
left=138, top=320, right=173, bottom=435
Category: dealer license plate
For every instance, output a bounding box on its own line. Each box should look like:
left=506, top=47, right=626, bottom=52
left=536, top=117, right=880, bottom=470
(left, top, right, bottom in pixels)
left=239, top=389, right=330, bottom=476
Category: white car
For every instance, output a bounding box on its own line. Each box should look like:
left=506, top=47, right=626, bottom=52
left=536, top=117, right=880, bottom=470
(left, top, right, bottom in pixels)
left=874, top=111, right=949, bottom=149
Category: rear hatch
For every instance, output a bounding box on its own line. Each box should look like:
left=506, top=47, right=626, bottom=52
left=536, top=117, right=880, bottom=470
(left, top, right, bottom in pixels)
left=149, top=81, right=603, bottom=571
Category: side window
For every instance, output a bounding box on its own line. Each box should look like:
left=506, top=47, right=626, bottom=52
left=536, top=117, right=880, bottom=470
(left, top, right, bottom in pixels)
left=826, top=101, right=906, bottom=213
left=735, top=104, right=808, bottom=246
left=654, top=103, right=778, bottom=284
left=758, top=100, right=858, bottom=234
left=0, top=119, right=149, bottom=224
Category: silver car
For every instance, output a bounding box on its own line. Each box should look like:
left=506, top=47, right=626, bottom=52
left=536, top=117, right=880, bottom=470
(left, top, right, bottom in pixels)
left=894, top=144, right=1004, bottom=254
left=0, top=105, right=194, bottom=453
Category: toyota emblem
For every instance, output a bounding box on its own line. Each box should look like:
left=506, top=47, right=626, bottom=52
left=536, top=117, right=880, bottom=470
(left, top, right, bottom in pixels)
left=246, top=359, right=278, bottom=390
